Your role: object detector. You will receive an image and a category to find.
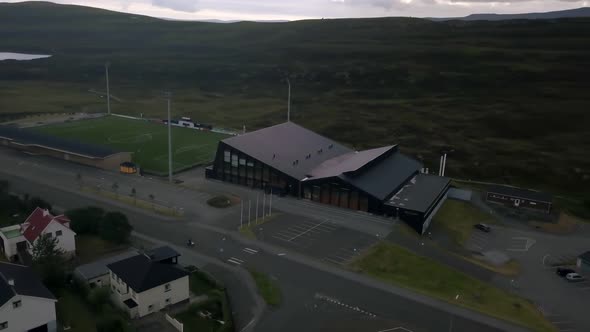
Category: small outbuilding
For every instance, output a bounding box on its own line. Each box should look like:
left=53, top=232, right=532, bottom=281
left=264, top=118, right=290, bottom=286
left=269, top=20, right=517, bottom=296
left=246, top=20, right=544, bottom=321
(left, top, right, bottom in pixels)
left=486, top=185, right=552, bottom=213
left=577, top=251, right=590, bottom=273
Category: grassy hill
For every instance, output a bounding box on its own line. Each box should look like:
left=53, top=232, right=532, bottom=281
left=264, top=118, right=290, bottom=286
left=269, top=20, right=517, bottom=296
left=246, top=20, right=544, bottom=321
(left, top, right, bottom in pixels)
left=1, top=2, right=589, bottom=208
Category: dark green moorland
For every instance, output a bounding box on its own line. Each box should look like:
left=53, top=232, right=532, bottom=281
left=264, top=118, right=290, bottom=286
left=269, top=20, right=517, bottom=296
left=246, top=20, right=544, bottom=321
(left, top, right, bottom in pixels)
left=1, top=2, right=589, bottom=212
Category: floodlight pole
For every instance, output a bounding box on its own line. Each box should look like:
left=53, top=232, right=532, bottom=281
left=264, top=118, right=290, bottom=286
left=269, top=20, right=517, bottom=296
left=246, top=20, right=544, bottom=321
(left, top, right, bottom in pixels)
left=165, top=92, right=173, bottom=183
left=286, top=78, right=291, bottom=122
left=105, top=63, right=111, bottom=115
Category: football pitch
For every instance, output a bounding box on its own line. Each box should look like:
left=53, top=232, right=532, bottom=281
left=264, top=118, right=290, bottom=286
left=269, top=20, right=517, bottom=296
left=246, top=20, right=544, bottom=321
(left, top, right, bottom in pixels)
left=32, top=115, right=228, bottom=173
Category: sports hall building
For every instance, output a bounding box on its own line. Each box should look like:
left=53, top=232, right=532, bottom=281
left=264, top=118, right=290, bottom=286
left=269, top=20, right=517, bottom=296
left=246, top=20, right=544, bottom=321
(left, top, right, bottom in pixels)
left=207, top=122, right=450, bottom=233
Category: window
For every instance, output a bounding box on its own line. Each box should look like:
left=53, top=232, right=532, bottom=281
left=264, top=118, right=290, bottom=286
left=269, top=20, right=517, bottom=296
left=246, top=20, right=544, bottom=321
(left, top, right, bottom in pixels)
left=12, top=300, right=21, bottom=309
left=224, top=150, right=231, bottom=163
left=0, top=322, right=7, bottom=330
left=165, top=283, right=171, bottom=292
left=148, top=305, right=154, bottom=311
left=56, top=230, right=63, bottom=236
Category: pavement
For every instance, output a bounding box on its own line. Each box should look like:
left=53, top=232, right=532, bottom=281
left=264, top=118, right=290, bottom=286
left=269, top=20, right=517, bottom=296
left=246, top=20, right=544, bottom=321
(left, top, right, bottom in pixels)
left=0, top=149, right=534, bottom=332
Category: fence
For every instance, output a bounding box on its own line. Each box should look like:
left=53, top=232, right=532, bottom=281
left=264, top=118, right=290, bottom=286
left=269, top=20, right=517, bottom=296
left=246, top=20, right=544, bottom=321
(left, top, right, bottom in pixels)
left=165, top=313, right=183, bottom=332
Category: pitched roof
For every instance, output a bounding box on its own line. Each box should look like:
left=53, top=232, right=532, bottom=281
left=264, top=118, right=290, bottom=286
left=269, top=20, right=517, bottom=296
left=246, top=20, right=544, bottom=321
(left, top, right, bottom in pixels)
left=386, top=174, right=451, bottom=213
left=579, top=251, right=590, bottom=262
left=0, top=262, right=55, bottom=307
left=487, top=185, right=552, bottom=203
left=307, top=146, right=396, bottom=180
left=0, top=125, right=120, bottom=159
left=22, top=207, right=71, bottom=243
left=222, top=122, right=352, bottom=179
left=146, top=246, right=180, bottom=262
left=107, top=254, right=188, bottom=293
left=75, top=249, right=140, bottom=280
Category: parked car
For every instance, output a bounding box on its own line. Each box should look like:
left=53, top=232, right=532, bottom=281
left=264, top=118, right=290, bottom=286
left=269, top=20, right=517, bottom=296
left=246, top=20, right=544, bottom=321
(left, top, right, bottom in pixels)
left=474, top=223, right=491, bottom=232
left=566, top=273, right=585, bottom=282
left=556, top=268, right=576, bottom=277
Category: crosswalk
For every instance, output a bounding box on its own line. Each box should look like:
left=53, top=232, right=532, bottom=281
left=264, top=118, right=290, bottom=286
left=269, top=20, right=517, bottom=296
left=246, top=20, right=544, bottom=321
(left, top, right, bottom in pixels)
left=242, top=247, right=258, bottom=255
left=227, top=257, right=244, bottom=265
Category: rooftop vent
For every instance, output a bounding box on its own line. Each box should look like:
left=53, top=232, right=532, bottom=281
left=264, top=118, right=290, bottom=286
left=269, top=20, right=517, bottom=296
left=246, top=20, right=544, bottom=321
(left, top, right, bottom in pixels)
left=7, top=279, right=14, bottom=286
left=317, top=149, right=323, bottom=154
left=272, top=153, right=276, bottom=160
left=42, top=209, right=50, bottom=217
left=328, top=144, right=334, bottom=149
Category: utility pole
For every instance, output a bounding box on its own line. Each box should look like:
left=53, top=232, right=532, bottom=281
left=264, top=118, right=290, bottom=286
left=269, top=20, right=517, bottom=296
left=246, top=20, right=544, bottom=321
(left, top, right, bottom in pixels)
left=255, top=193, right=259, bottom=224
left=269, top=188, right=272, bottom=217
left=105, top=63, right=111, bottom=115
left=248, top=200, right=251, bottom=226
left=286, top=77, right=291, bottom=122
left=164, top=91, right=173, bottom=183
left=262, top=190, right=266, bottom=221
left=240, top=200, right=243, bottom=228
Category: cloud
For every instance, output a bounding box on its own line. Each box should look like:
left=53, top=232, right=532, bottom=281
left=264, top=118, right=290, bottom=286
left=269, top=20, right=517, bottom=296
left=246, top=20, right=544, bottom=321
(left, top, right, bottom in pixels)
left=151, top=0, right=199, bottom=12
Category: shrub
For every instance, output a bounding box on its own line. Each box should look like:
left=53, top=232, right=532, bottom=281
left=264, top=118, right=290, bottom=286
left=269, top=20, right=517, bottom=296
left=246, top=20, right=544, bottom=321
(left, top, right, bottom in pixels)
left=96, top=315, right=129, bottom=332
left=66, top=207, right=105, bottom=234
left=100, top=212, right=132, bottom=244
left=207, top=195, right=232, bottom=208
left=88, top=288, right=111, bottom=313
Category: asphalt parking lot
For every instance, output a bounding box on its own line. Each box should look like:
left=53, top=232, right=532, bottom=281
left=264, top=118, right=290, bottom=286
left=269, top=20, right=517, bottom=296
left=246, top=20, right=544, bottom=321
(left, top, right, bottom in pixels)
left=253, top=214, right=378, bottom=265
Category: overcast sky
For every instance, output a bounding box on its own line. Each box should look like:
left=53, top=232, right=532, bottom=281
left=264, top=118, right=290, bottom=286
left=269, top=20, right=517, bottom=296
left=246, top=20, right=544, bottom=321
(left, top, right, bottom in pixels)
left=4, top=0, right=589, bottom=20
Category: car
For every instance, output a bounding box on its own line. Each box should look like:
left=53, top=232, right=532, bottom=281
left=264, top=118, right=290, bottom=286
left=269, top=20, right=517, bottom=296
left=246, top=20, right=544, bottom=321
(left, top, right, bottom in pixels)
left=474, top=223, right=491, bottom=232
left=566, top=273, right=585, bottom=282
left=556, top=268, right=576, bottom=277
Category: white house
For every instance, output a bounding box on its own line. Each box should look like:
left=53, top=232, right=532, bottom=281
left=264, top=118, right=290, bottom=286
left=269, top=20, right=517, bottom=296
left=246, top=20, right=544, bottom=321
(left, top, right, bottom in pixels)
left=0, top=208, right=76, bottom=261
left=107, top=254, right=189, bottom=318
left=0, top=262, right=57, bottom=332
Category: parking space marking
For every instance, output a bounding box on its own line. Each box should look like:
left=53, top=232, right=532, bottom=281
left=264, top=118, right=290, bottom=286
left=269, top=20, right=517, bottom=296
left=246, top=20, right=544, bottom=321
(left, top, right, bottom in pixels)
left=314, top=293, right=377, bottom=318
left=289, top=220, right=330, bottom=241
left=507, top=237, right=536, bottom=252
left=227, top=257, right=244, bottom=265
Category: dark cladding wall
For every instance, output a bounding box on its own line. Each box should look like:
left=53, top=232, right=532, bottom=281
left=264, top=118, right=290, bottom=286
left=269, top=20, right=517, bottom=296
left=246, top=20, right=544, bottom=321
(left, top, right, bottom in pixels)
left=486, top=192, right=551, bottom=213
left=212, top=142, right=300, bottom=194
left=301, top=177, right=381, bottom=213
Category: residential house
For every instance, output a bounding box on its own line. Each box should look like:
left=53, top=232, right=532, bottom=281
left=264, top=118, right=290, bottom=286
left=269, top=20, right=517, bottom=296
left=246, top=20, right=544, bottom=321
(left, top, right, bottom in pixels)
left=0, top=262, right=57, bottom=332
left=107, top=254, right=189, bottom=318
left=0, top=208, right=76, bottom=262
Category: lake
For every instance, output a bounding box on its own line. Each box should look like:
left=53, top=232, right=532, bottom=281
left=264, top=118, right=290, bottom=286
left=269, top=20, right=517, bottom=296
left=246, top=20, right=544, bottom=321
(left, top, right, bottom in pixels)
left=0, top=52, right=52, bottom=61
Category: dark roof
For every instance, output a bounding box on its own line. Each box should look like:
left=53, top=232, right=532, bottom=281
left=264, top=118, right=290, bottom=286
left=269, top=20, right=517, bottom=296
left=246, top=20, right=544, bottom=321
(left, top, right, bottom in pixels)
left=487, top=185, right=552, bottom=203
left=75, top=249, right=140, bottom=280
left=340, top=150, right=422, bottom=201
left=0, top=262, right=55, bottom=307
left=0, top=125, right=120, bottom=159
left=124, top=298, right=138, bottom=308
left=579, top=251, right=590, bottom=262
left=146, top=246, right=180, bottom=262
left=222, top=122, right=352, bottom=179
left=386, top=174, right=451, bottom=213
left=107, top=254, right=188, bottom=293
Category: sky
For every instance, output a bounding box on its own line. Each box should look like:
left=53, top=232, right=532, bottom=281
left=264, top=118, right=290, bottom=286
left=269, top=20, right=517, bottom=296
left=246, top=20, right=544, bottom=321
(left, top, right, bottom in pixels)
left=4, top=0, right=589, bottom=21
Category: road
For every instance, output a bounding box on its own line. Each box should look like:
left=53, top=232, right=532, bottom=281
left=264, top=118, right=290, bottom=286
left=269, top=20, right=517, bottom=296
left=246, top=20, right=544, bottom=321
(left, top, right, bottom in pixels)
left=0, top=150, right=529, bottom=332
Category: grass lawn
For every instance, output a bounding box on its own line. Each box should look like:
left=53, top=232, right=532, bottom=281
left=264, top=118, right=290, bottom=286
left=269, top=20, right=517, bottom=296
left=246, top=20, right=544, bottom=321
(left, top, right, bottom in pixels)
left=75, top=235, right=127, bottom=264
left=434, top=200, right=496, bottom=246
left=351, top=243, right=555, bottom=332
left=56, top=289, right=97, bottom=332
left=190, top=271, right=220, bottom=295
left=32, top=115, right=228, bottom=173
left=175, top=310, right=220, bottom=332
left=248, top=268, right=282, bottom=307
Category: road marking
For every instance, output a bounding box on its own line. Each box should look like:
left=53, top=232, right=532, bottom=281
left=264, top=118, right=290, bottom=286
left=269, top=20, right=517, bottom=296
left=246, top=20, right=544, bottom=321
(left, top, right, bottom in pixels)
left=227, top=257, right=244, bottom=265
left=377, top=328, right=414, bottom=332
left=277, top=253, right=286, bottom=256
left=507, top=237, right=536, bottom=252
left=289, top=220, right=329, bottom=241
left=243, top=248, right=258, bottom=254
left=551, top=321, right=573, bottom=325
left=323, top=257, right=345, bottom=265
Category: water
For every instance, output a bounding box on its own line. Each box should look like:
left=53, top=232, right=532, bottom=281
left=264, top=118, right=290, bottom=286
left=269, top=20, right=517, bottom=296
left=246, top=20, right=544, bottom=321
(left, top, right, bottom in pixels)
left=0, top=52, right=52, bottom=61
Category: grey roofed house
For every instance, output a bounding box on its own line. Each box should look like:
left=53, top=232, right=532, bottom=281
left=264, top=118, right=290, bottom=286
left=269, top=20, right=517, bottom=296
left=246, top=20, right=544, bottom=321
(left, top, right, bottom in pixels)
left=0, top=262, right=55, bottom=307
left=487, top=185, right=552, bottom=203
left=75, top=249, right=139, bottom=281
left=386, top=174, right=451, bottom=213
left=107, top=254, right=189, bottom=293
left=0, top=125, right=120, bottom=158
left=146, top=246, right=180, bottom=263
left=222, top=122, right=352, bottom=180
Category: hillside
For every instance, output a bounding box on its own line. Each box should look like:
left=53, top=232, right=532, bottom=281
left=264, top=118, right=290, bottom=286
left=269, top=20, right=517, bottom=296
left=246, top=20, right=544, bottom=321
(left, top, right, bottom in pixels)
left=1, top=2, right=589, bottom=208
left=433, top=7, right=590, bottom=21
